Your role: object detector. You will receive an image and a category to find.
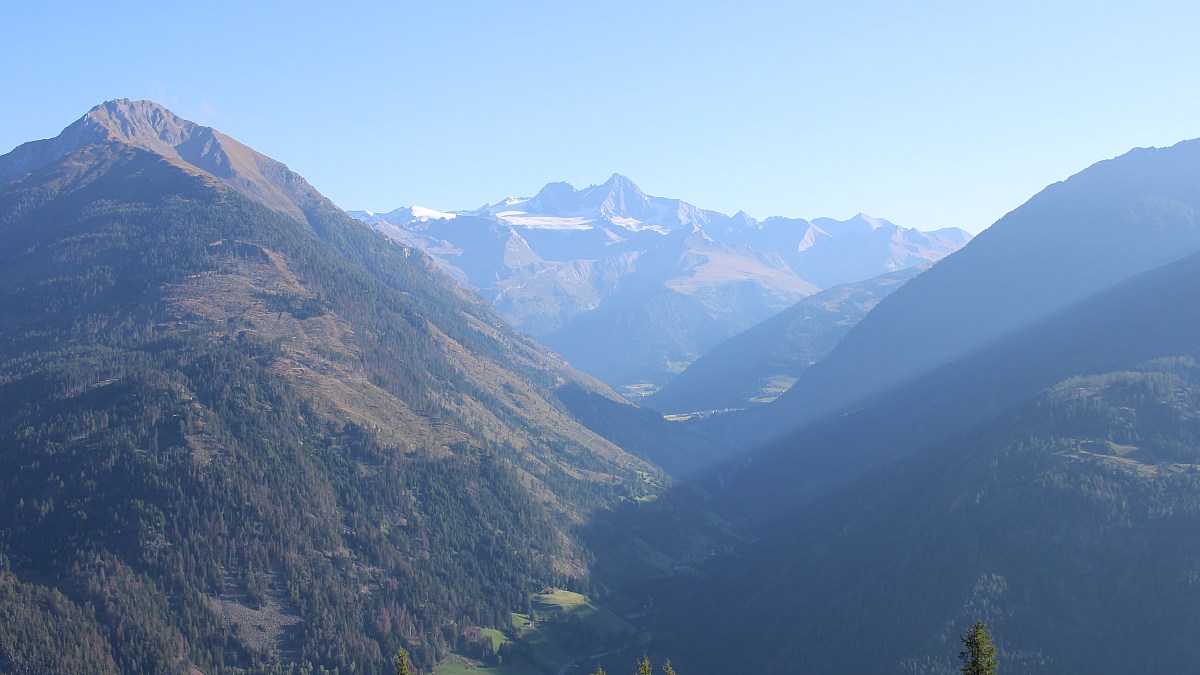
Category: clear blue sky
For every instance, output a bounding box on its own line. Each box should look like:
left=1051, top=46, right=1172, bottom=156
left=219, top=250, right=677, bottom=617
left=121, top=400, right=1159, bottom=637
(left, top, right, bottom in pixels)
left=3, top=0, right=1199, bottom=233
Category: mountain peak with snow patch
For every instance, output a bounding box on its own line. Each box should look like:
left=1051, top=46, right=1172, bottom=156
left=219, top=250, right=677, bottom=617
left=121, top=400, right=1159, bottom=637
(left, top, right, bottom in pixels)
left=352, top=176, right=972, bottom=385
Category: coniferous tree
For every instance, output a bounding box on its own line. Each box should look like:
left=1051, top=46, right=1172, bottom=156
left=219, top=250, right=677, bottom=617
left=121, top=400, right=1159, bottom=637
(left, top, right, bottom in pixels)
left=637, top=656, right=653, bottom=675
left=959, top=620, right=998, bottom=675
left=663, top=660, right=677, bottom=675
left=394, top=646, right=414, bottom=675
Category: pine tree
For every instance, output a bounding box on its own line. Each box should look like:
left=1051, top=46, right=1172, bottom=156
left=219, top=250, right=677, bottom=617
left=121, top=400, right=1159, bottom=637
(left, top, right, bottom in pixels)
left=663, top=659, right=677, bottom=675
left=589, top=667, right=606, bottom=675
left=394, top=646, right=414, bottom=675
left=959, top=620, right=998, bottom=675
left=637, top=656, right=653, bottom=675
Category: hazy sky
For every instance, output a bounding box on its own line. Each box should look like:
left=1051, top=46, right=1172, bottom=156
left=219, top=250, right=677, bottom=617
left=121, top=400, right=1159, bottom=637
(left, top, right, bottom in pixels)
left=3, top=0, right=1199, bottom=233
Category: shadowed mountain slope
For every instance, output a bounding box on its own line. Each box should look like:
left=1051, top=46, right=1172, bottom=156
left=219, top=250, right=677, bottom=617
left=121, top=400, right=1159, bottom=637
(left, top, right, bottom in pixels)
left=668, top=246, right=1200, bottom=671
left=652, top=141, right=1200, bottom=673
left=761, top=139, right=1200, bottom=433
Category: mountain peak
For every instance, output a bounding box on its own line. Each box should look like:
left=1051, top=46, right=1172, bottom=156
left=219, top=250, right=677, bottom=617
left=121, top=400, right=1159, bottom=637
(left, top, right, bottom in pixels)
left=0, top=99, right=328, bottom=223
left=811, top=213, right=896, bottom=236
left=580, top=172, right=651, bottom=219
left=855, top=213, right=891, bottom=229
left=69, top=99, right=201, bottom=159
left=526, top=180, right=578, bottom=213
left=602, top=172, right=640, bottom=191
left=2, top=98, right=210, bottom=184
left=84, top=98, right=187, bottom=131
left=595, top=172, right=645, bottom=198
left=731, top=210, right=756, bottom=228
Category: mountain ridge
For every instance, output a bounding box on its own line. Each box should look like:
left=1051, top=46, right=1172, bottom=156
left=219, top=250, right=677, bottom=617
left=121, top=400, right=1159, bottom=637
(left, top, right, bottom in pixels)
left=735, top=137, right=1200, bottom=442
left=353, top=175, right=969, bottom=386
left=0, top=98, right=330, bottom=224
left=652, top=137, right=1200, bottom=675
left=0, top=100, right=676, bottom=673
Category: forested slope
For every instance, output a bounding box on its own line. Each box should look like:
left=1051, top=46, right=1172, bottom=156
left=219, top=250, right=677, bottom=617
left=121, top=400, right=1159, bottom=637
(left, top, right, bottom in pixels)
left=0, top=104, right=663, bottom=674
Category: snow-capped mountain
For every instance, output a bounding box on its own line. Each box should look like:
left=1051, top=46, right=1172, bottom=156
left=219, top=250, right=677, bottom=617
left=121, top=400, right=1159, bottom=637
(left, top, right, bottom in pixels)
left=351, top=174, right=970, bottom=388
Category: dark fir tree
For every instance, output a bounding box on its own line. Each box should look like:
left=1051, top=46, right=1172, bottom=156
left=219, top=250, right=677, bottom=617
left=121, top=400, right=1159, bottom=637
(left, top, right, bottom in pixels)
left=394, top=646, right=413, bottom=675
left=959, top=620, right=998, bottom=675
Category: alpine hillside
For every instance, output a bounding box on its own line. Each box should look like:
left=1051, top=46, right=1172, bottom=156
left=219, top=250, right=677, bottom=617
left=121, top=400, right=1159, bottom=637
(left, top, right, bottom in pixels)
left=0, top=100, right=676, bottom=674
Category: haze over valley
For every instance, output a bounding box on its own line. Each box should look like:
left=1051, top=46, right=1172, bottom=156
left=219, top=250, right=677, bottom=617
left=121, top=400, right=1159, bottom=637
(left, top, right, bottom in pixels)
left=5, top=3, right=1200, bottom=673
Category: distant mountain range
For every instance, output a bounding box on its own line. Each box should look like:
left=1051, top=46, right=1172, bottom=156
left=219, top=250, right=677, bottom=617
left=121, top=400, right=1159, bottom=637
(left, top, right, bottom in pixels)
left=352, top=176, right=970, bottom=387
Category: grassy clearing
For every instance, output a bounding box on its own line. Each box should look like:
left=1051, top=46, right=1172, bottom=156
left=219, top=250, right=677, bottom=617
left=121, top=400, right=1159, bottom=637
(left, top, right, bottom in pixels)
left=439, top=591, right=640, bottom=675
left=663, top=359, right=691, bottom=375
left=433, top=664, right=542, bottom=675
left=619, top=382, right=659, bottom=398
left=749, top=374, right=798, bottom=404
left=630, top=538, right=677, bottom=575
left=532, top=589, right=636, bottom=637
left=636, top=470, right=664, bottom=490
left=481, top=627, right=510, bottom=652
left=509, top=611, right=572, bottom=673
